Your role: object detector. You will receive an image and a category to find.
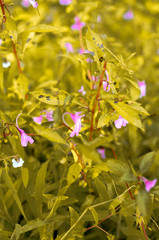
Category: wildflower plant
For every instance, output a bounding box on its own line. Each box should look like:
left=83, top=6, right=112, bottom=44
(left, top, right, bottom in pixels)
left=0, top=0, right=159, bottom=240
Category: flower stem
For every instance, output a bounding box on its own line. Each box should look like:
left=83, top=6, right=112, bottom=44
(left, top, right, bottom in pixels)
left=12, top=40, right=22, bottom=74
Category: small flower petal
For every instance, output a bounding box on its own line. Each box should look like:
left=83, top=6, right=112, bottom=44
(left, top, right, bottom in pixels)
left=123, top=10, right=134, bottom=20
left=141, top=177, right=157, bottom=192
left=97, top=148, right=106, bottom=159
left=65, top=42, right=74, bottom=53
left=114, top=115, right=128, bottom=129
left=12, top=158, right=24, bottom=168
left=59, top=0, right=72, bottom=5
left=29, top=0, right=38, bottom=8
left=78, top=86, right=86, bottom=95
left=70, top=112, right=85, bottom=137
left=71, top=17, right=85, bottom=31
left=2, top=61, right=11, bottom=68
left=138, top=81, right=146, bottom=98
left=33, top=115, right=43, bottom=124
left=45, top=110, right=54, bottom=122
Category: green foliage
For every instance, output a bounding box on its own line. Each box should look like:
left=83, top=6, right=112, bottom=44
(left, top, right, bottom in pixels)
left=0, top=0, right=159, bottom=239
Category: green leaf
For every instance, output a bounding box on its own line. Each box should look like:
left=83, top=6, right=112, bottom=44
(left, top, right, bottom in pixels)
left=89, top=207, right=98, bottom=225
left=24, top=24, right=68, bottom=33
left=21, top=168, right=29, bottom=188
left=94, top=177, right=109, bottom=201
left=13, top=74, right=28, bottom=100
left=30, top=88, right=69, bottom=105
left=108, top=100, right=142, bottom=129
left=136, top=189, right=152, bottom=217
left=69, top=206, right=79, bottom=227
left=67, top=163, right=82, bottom=185
left=32, top=125, right=67, bottom=145
left=97, top=112, right=119, bottom=128
left=6, top=17, right=18, bottom=42
left=139, top=152, right=155, bottom=174
left=86, top=28, right=105, bottom=69
left=35, top=161, right=49, bottom=217
left=46, top=196, right=68, bottom=220
left=2, top=169, right=27, bottom=221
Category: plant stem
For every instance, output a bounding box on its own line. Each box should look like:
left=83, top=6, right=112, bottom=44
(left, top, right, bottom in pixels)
left=89, top=61, right=107, bottom=141
left=141, top=221, right=148, bottom=240
left=12, top=40, right=22, bottom=74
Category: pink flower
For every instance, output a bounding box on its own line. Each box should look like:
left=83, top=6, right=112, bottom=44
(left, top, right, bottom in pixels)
left=78, top=86, right=86, bottom=95
left=70, top=112, right=85, bottom=137
left=21, top=0, right=30, bottom=7
left=65, top=42, right=74, bottom=53
left=45, top=110, right=54, bottom=121
left=79, top=49, right=93, bottom=62
left=16, top=114, right=34, bottom=147
left=97, top=148, right=106, bottom=159
left=123, top=10, right=134, bottom=20
left=114, top=115, right=128, bottom=129
left=33, top=115, right=43, bottom=124
left=59, top=0, right=72, bottom=5
left=71, top=17, right=85, bottom=31
left=140, top=177, right=157, bottom=192
left=138, top=81, right=146, bottom=98
left=33, top=110, right=53, bottom=124
left=21, top=0, right=38, bottom=8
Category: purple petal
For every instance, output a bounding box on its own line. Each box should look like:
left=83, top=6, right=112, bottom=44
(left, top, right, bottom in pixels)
left=65, top=42, right=74, bottom=53
left=21, top=0, right=30, bottom=7
left=138, top=81, right=146, bottom=98
left=71, top=17, right=85, bottom=31
left=123, top=10, right=134, bottom=20
left=59, top=0, right=72, bottom=5
left=141, top=177, right=157, bottom=192
left=97, top=148, right=106, bottom=159
left=33, top=115, right=43, bottom=124
left=114, top=115, right=128, bottom=129
left=45, top=110, right=54, bottom=121
left=29, top=0, right=38, bottom=8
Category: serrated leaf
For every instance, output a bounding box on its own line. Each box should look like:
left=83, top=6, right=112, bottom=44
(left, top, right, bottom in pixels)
left=21, top=168, right=29, bottom=188
left=2, top=169, right=27, bottom=221
left=108, top=100, right=142, bottom=129
left=33, top=125, right=67, bottom=145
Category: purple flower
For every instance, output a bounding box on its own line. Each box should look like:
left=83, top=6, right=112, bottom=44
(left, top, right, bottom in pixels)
left=114, top=115, right=128, bottom=129
left=140, top=176, right=157, bottom=192
left=97, top=148, right=106, bottom=159
left=138, top=81, right=146, bottom=98
left=70, top=112, right=85, bottom=137
left=78, top=86, right=86, bottom=95
left=33, top=115, right=43, bottom=124
left=79, top=49, right=93, bottom=62
left=65, top=42, right=74, bottom=53
left=71, top=17, right=85, bottom=31
left=0, top=39, right=2, bottom=46
left=16, top=114, right=34, bottom=147
left=123, top=10, right=134, bottom=20
left=21, top=0, right=38, bottom=8
left=12, top=158, right=24, bottom=168
left=21, top=0, right=30, bottom=7
left=45, top=110, right=54, bottom=121
left=97, top=14, right=101, bottom=23
left=59, top=0, right=72, bottom=5
left=33, top=110, right=54, bottom=124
